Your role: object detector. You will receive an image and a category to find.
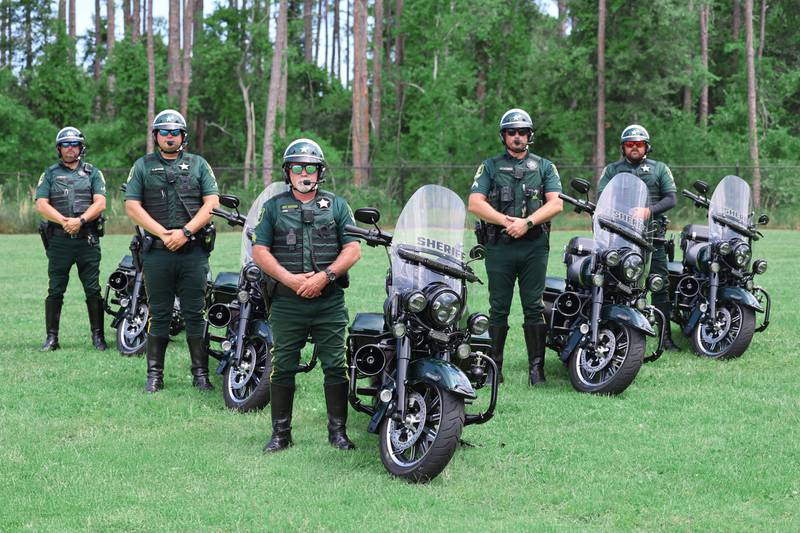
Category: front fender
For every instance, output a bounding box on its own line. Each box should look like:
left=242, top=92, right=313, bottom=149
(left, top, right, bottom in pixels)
left=719, top=287, right=763, bottom=312
left=601, top=304, right=656, bottom=337
left=248, top=319, right=273, bottom=345
left=407, top=358, right=476, bottom=400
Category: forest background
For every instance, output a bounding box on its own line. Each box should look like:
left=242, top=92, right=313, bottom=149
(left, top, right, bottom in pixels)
left=0, top=0, right=798, bottom=232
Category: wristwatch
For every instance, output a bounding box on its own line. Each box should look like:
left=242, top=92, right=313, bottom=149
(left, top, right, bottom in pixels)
left=526, top=219, right=535, bottom=230
left=324, top=267, right=337, bottom=282
left=79, top=217, right=86, bottom=227
left=181, top=226, right=193, bottom=238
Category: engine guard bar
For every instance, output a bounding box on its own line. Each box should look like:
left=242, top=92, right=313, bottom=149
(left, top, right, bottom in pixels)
left=348, top=363, right=377, bottom=416
left=643, top=306, right=666, bottom=364
left=465, top=353, right=498, bottom=426
left=754, top=286, right=771, bottom=333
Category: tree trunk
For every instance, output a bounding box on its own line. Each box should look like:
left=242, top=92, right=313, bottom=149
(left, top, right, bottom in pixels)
left=278, top=40, right=287, bottom=140
left=352, top=0, right=369, bottom=185
left=303, top=0, right=313, bottom=62
left=132, top=0, right=141, bottom=41
left=699, top=3, right=709, bottom=129
left=393, top=0, right=404, bottom=116
left=744, top=0, right=761, bottom=207
left=371, top=0, right=383, bottom=137
left=180, top=0, right=194, bottom=118
left=107, top=0, right=115, bottom=54
left=262, top=0, right=288, bottom=185
left=122, top=0, right=131, bottom=38
left=168, top=0, right=181, bottom=103
left=558, top=0, right=566, bottom=38
left=147, top=0, right=156, bottom=152
left=323, top=0, right=329, bottom=72
left=58, top=0, right=66, bottom=26
left=732, top=0, right=741, bottom=41
left=757, top=0, right=766, bottom=60
left=314, top=0, right=322, bottom=64
left=194, top=0, right=203, bottom=43
left=345, top=0, right=351, bottom=87
left=594, top=0, right=606, bottom=187
left=24, top=3, right=32, bottom=70
left=69, top=0, right=76, bottom=39
left=333, top=0, right=340, bottom=80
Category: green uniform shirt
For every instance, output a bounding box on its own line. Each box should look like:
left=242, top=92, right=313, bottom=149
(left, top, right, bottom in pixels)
left=471, top=151, right=562, bottom=218
left=125, top=150, right=218, bottom=228
left=255, top=189, right=357, bottom=272
left=598, top=158, right=677, bottom=209
left=35, top=160, right=107, bottom=213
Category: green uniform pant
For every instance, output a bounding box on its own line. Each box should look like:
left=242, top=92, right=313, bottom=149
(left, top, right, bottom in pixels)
left=486, top=233, right=550, bottom=327
left=142, top=246, right=209, bottom=337
left=269, top=289, right=349, bottom=386
left=650, top=244, right=669, bottom=305
left=46, top=234, right=101, bottom=304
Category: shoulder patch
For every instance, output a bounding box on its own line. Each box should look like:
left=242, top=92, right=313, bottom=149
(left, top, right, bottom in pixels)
left=37, top=173, right=45, bottom=187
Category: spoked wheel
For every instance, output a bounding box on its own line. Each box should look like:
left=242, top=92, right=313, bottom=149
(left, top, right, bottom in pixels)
left=116, top=304, right=148, bottom=356
left=222, top=338, right=272, bottom=412
left=378, top=382, right=464, bottom=483
left=169, top=298, right=185, bottom=337
left=569, top=322, right=644, bottom=395
left=691, top=301, right=755, bottom=359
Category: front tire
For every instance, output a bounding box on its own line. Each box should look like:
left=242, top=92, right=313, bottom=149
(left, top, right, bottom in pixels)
left=569, top=322, right=645, bottom=395
left=378, top=382, right=465, bottom=483
left=222, top=338, right=272, bottom=411
left=691, top=301, right=756, bottom=359
left=116, top=304, right=148, bottom=356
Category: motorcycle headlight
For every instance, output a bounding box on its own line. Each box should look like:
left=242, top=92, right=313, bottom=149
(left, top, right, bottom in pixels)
left=647, top=274, right=665, bottom=293
left=717, top=241, right=732, bottom=256
left=244, top=263, right=262, bottom=283
left=621, top=253, right=644, bottom=282
left=467, top=313, right=489, bottom=335
left=403, top=290, right=427, bottom=313
left=603, top=249, right=621, bottom=267
left=733, top=242, right=751, bottom=267
left=753, top=259, right=768, bottom=275
left=427, top=288, right=462, bottom=327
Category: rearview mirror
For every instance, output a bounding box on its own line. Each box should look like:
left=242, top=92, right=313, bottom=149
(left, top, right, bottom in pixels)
left=468, top=244, right=486, bottom=261
left=757, top=214, right=769, bottom=226
left=355, top=207, right=380, bottom=225
left=219, top=194, right=240, bottom=209
left=571, top=178, right=591, bottom=195
left=693, top=181, right=709, bottom=195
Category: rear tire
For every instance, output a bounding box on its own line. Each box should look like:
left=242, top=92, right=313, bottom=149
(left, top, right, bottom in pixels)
left=378, top=382, right=464, bottom=483
left=116, top=304, right=148, bottom=356
left=691, top=302, right=756, bottom=359
left=569, top=322, right=644, bottom=395
left=222, top=338, right=272, bottom=412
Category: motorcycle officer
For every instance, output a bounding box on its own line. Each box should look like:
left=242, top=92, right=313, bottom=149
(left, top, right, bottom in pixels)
left=124, top=109, right=220, bottom=392
left=252, top=138, right=361, bottom=453
left=598, top=124, right=679, bottom=351
left=35, top=127, right=107, bottom=352
left=468, top=109, right=564, bottom=385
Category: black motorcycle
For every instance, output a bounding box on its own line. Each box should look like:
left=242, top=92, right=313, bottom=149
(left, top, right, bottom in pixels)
left=668, top=175, right=771, bottom=358
left=345, top=184, right=497, bottom=483
left=104, top=228, right=185, bottom=355
left=543, top=173, right=664, bottom=394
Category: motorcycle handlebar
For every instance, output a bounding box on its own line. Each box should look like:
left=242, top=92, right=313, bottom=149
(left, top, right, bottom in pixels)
left=558, top=193, right=595, bottom=215
left=344, top=224, right=392, bottom=247
left=211, top=207, right=246, bottom=227
left=681, top=189, right=710, bottom=209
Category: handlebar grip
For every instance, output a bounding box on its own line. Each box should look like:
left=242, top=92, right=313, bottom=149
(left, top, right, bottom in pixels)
left=343, top=224, right=371, bottom=238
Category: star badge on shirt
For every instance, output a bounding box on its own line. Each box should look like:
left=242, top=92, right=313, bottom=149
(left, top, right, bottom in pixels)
left=179, top=162, right=190, bottom=170
left=317, top=198, right=331, bottom=209
left=640, top=164, right=651, bottom=173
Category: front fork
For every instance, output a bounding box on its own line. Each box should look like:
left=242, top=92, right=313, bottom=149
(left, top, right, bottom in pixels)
left=707, top=268, right=719, bottom=323
left=590, top=284, right=603, bottom=345
left=125, top=271, right=145, bottom=322
left=393, top=336, right=411, bottom=421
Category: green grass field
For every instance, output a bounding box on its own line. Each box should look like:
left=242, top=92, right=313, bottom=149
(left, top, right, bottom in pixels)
left=0, top=230, right=797, bottom=531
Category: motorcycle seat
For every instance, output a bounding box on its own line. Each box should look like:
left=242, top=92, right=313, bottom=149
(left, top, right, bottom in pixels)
left=681, top=224, right=709, bottom=243
left=349, top=312, right=386, bottom=335
left=213, top=271, right=240, bottom=291
left=545, top=276, right=567, bottom=293
left=667, top=261, right=684, bottom=276
left=567, top=236, right=595, bottom=256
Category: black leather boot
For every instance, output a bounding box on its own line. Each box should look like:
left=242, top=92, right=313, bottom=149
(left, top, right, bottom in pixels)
left=86, top=296, right=107, bottom=351
left=655, top=302, right=679, bottom=352
left=144, top=335, right=169, bottom=393
left=524, top=323, right=548, bottom=385
left=264, top=383, right=295, bottom=453
left=187, top=336, right=213, bottom=390
left=324, top=382, right=356, bottom=450
left=488, top=325, right=509, bottom=383
left=40, top=299, right=62, bottom=351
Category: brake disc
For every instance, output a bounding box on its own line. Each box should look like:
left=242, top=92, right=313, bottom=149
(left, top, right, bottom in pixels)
left=389, top=391, right=427, bottom=452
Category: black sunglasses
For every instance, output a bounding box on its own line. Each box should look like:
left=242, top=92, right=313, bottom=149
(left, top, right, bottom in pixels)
left=158, top=129, right=183, bottom=137
left=289, top=164, right=319, bottom=175
left=504, top=128, right=532, bottom=137
left=58, top=141, right=82, bottom=147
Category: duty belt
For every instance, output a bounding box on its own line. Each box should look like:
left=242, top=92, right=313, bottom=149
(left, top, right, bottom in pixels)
left=149, top=236, right=203, bottom=253
left=274, top=281, right=339, bottom=299
left=49, top=225, right=93, bottom=239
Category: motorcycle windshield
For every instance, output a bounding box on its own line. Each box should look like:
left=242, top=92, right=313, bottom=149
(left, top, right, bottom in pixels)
left=390, top=184, right=466, bottom=296
left=593, top=172, right=650, bottom=256
left=708, top=175, right=753, bottom=243
left=241, top=182, right=290, bottom=266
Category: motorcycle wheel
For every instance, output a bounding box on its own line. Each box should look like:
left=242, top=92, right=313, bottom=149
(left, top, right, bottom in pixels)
left=568, top=322, right=644, bottom=395
left=690, top=301, right=756, bottom=359
left=222, top=338, right=272, bottom=412
left=116, top=304, right=148, bottom=356
left=378, top=382, right=464, bottom=483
